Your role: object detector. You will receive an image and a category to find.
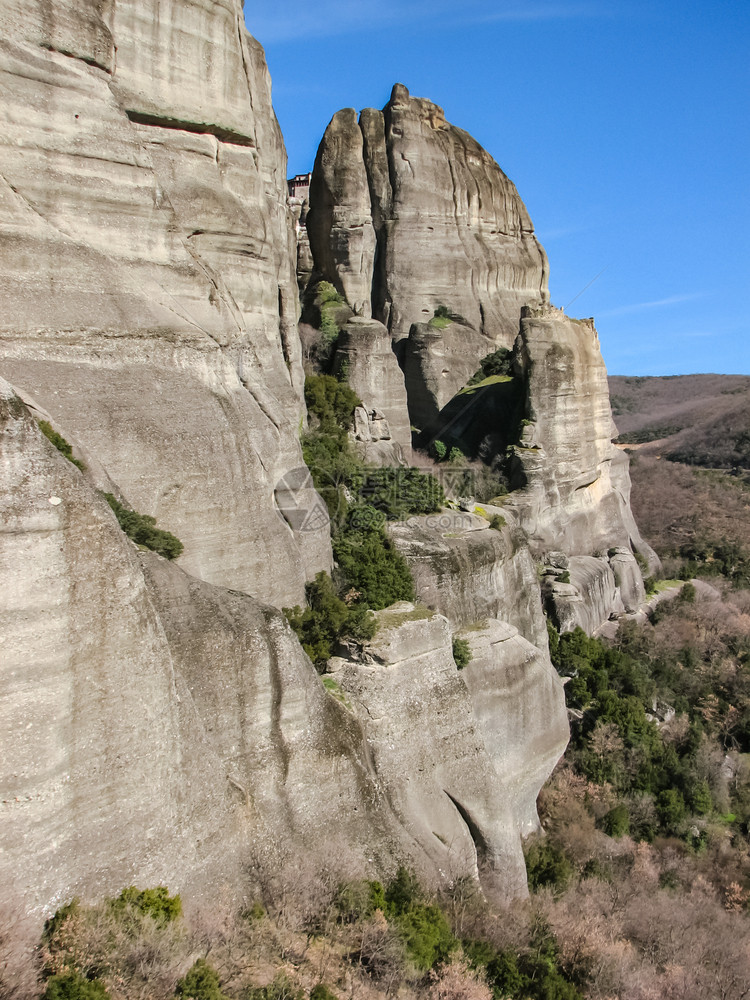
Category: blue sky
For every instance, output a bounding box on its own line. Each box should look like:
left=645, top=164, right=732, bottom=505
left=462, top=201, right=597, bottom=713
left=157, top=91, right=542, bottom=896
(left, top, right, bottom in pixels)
left=246, top=1, right=749, bottom=376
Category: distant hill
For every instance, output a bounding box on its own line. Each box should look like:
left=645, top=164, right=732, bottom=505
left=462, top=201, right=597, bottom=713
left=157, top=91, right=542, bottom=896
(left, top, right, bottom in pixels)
left=608, top=373, right=750, bottom=468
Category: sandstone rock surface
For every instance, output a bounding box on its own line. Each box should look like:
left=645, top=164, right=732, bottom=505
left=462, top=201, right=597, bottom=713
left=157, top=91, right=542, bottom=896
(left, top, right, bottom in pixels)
left=505, top=305, right=658, bottom=576
left=1, top=384, right=566, bottom=919
left=0, top=0, right=658, bottom=935
left=0, top=0, right=329, bottom=607
left=458, top=619, right=568, bottom=835
left=329, top=604, right=566, bottom=900
left=403, top=320, right=491, bottom=431
left=544, top=555, right=624, bottom=635
left=307, top=85, right=549, bottom=350
left=388, top=510, right=548, bottom=649
left=332, top=317, right=412, bottom=453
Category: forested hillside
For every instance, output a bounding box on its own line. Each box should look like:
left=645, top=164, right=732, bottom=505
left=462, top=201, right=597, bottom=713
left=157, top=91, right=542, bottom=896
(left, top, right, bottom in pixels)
left=609, top=374, right=750, bottom=468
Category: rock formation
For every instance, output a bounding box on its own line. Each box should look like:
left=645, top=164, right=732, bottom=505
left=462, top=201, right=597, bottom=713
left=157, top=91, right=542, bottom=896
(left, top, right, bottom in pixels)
left=306, top=97, right=656, bottom=623
left=1, top=379, right=568, bottom=915
left=307, top=85, right=549, bottom=349
left=0, top=0, right=651, bottom=936
left=504, top=304, right=656, bottom=600
left=328, top=604, right=567, bottom=900
left=0, top=0, right=330, bottom=608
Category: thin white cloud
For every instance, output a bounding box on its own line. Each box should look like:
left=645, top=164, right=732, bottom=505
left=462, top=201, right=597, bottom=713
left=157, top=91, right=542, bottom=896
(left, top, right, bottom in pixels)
left=597, top=293, right=706, bottom=318
left=247, top=0, right=613, bottom=44
left=537, top=223, right=590, bottom=241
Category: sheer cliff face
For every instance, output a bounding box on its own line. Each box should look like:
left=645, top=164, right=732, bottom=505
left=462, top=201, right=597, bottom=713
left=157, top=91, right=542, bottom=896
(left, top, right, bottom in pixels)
left=1, top=384, right=566, bottom=913
left=506, top=305, right=657, bottom=599
left=306, top=88, right=655, bottom=625
left=0, top=381, right=382, bottom=911
left=0, top=2, right=569, bottom=923
left=307, top=84, right=549, bottom=347
left=0, top=0, right=330, bottom=607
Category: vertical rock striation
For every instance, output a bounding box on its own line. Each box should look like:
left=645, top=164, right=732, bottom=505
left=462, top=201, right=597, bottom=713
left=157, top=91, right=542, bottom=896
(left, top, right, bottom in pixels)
left=0, top=0, right=654, bottom=932
left=505, top=304, right=657, bottom=607
left=307, top=84, right=549, bottom=350
left=0, top=0, right=330, bottom=607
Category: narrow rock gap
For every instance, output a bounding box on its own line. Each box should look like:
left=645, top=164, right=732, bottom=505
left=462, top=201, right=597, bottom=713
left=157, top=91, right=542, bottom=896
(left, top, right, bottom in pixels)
left=124, top=109, right=255, bottom=148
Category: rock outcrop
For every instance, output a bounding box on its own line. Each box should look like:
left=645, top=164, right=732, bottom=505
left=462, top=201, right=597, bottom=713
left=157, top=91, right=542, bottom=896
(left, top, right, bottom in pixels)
left=388, top=510, right=548, bottom=650
left=329, top=604, right=567, bottom=900
left=332, top=317, right=412, bottom=454
left=307, top=85, right=549, bottom=349
left=543, top=555, right=623, bottom=635
left=0, top=0, right=329, bottom=608
left=504, top=305, right=657, bottom=588
left=0, top=0, right=653, bottom=935
left=0, top=381, right=562, bottom=915
left=457, top=619, right=568, bottom=835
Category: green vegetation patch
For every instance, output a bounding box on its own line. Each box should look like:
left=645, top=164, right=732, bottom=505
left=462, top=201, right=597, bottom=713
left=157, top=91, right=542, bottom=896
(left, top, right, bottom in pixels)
left=465, top=346, right=514, bottom=386
left=428, top=304, right=453, bottom=329
left=109, top=885, right=182, bottom=926
left=292, top=374, right=449, bottom=667
left=456, top=374, right=514, bottom=397
left=285, top=572, right=378, bottom=670
left=322, top=676, right=354, bottom=712
left=175, top=959, right=226, bottom=1000
left=452, top=636, right=471, bottom=669
left=103, top=493, right=184, bottom=560
left=38, top=419, right=85, bottom=471
left=377, top=604, right=433, bottom=629
left=43, top=972, right=110, bottom=1000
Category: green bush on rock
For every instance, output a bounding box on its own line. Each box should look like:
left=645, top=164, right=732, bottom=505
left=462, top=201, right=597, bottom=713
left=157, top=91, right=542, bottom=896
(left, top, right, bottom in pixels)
left=285, top=571, right=378, bottom=669
left=103, top=494, right=184, bottom=560
left=452, top=636, right=471, bottom=669
left=110, top=885, right=182, bottom=926
left=38, top=419, right=85, bottom=471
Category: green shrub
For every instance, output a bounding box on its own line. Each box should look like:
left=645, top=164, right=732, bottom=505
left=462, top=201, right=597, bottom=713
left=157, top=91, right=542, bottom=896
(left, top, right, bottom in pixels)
left=110, top=885, right=182, bottom=926
left=489, top=514, right=506, bottom=531
left=524, top=837, right=573, bottom=893
left=360, top=467, right=444, bottom=520
left=447, top=447, right=465, bottom=464
left=38, top=419, right=84, bottom=471
left=310, top=985, right=337, bottom=1000
left=466, top=347, right=513, bottom=387
left=382, top=869, right=456, bottom=971
left=333, top=529, right=415, bottom=610
left=432, top=439, right=447, bottom=461
left=429, top=305, right=452, bottom=329
left=103, top=494, right=184, bottom=560
left=246, top=974, right=304, bottom=1000
left=43, top=972, right=109, bottom=1000
left=394, top=903, right=456, bottom=971
left=313, top=282, right=347, bottom=359
left=452, top=636, right=471, bottom=669
left=465, top=927, right=584, bottom=1000
left=284, top=571, right=378, bottom=669
left=335, top=879, right=386, bottom=923
left=316, top=281, right=344, bottom=306
left=657, top=789, right=686, bottom=835
left=689, top=779, right=713, bottom=815
left=600, top=803, right=630, bottom=837
left=558, top=570, right=571, bottom=584
left=175, top=959, right=225, bottom=1000
left=304, top=375, right=361, bottom=433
